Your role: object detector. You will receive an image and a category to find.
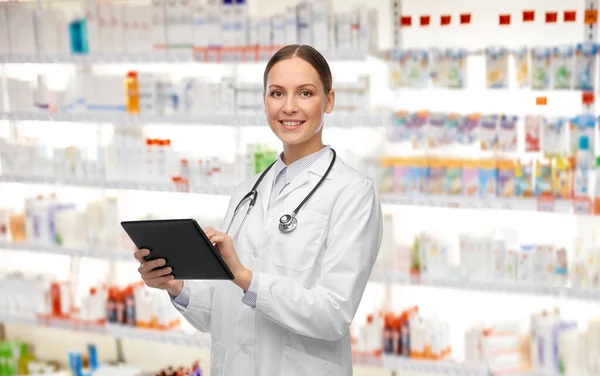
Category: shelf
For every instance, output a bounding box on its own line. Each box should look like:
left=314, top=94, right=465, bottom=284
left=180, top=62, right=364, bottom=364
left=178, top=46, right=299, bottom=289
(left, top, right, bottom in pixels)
left=0, top=111, right=390, bottom=128
left=383, top=355, right=488, bottom=375
left=2, top=241, right=598, bottom=302
left=370, top=270, right=600, bottom=302
left=0, top=49, right=372, bottom=64
left=380, top=193, right=574, bottom=214
left=0, top=175, right=234, bottom=195
left=0, top=241, right=133, bottom=262
left=0, top=311, right=211, bottom=348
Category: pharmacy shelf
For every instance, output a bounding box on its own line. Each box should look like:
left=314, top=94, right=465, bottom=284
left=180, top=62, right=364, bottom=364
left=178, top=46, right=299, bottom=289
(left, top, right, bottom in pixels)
left=370, top=270, right=600, bottom=302
left=0, top=174, right=234, bottom=195
left=0, top=49, right=372, bottom=64
left=0, top=241, right=134, bottom=262
left=382, top=355, right=488, bottom=376
left=0, top=311, right=211, bottom=348
left=380, top=193, right=574, bottom=214
left=0, top=111, right=390, bottom=128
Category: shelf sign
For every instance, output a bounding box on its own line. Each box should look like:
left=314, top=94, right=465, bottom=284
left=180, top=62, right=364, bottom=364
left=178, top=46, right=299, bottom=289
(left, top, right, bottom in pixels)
left=420, top=15, right=430, bottom=26
left=499, top=14, right=511, bottom=25
left=573, top=197, right=592, bottom=215
left=564, top=10, right=577, bottom=22
left=440, top=15, right=452, bottom=26
left=585, top=9, right=598, bottom=24
left=582, top=91, right=594, bottom=105
left=537, top=195, right=556, bottom=212
left=401, top=16, right=412, bottom=26
left=523, top=10, right=535, bottom=22
left=545, top=11, right=558, bottom=23
left=536, top=96, right=547, bottom=105
left=460, top=13, right=471, bottom=24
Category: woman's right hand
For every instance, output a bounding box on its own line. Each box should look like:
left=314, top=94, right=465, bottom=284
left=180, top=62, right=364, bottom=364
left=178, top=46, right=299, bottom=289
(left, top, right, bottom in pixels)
left=134, top=248, right=183, bottom=297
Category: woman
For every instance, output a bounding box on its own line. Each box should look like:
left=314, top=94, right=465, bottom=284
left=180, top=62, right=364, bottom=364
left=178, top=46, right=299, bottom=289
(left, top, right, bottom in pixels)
left=134, top=44, right=383, bottom=376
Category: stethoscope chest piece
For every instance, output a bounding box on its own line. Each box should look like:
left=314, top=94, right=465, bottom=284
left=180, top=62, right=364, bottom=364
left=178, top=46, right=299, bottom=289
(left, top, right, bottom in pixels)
left=278, top=213, right=298, bottom=233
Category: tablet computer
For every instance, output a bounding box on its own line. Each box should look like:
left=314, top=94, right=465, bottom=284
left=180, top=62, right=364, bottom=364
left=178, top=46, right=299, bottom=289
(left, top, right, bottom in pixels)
left=120, top=218, right=234, bottom=280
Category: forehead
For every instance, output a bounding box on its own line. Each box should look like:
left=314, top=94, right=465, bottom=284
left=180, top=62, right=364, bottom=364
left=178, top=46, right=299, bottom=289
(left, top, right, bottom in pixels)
left=266, top=57, right=321, bottom=87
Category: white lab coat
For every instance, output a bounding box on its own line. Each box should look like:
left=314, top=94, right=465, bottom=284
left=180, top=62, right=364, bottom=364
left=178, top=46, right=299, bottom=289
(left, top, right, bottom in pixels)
left=173, top=149, right=383, bottom=376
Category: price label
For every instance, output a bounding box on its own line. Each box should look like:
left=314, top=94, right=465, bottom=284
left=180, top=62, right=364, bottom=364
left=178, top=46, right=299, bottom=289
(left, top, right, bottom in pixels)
left=573, top=196, right=592, bottom=215
left=537, top=195, right=556, bottom=212
left=207, top=48, right=220, bottom=63
left=585, top=9, right=598, bottom=24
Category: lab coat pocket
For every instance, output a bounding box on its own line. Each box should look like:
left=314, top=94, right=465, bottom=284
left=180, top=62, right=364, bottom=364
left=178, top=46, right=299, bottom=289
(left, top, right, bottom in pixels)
left=210, top=341, right=225, bottom=376
left=269, top=209, right=328, bottom=273
left=280, top=346, right=342, bottom=376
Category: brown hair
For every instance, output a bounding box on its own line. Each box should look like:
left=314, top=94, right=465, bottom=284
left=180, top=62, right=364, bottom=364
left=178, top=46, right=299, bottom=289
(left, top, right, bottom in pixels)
left=263, top=44, right=333, bottom=94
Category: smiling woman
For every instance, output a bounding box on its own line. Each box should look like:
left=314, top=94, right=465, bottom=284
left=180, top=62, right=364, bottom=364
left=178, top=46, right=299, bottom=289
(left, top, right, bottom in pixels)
left=134, top=44, right=383, bottom=376
left=262, top=45, right=335, bottom=165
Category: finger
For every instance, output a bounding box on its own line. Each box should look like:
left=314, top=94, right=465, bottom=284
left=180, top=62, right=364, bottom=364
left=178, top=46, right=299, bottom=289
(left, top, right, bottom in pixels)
left=146, top=266, right=172, bottom=279
left=138, top=258, right=166, bottom=274
left=146, top=274, right=174, bottom=287
left=134, top=248, right=150, bottom=262
left=208, top=234, right=224, bottom=244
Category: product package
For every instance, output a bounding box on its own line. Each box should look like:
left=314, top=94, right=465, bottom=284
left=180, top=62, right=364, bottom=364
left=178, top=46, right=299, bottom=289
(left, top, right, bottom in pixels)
left=389, top=49, right=408, bottom=88
left=412, top=111, right=430, bottom=148
left=497, top=159, right=516, bottom=197
left=569, top=114, right=596, bottom=156
left=479, top=114, right=499, bottom=151
left=443, top=113, right=462, bottom=145
left=389, top=110, right=413, bottom=142
left=512, top=47, right=529, bottom=88
left=446, top=49, right=468, bottom=88
left=458, top=113, right=481, bottom=145
left=405, top=49, right=430, bottom=89
left=429, top=48, right=447, bottom=88
left=552, top=45, right=575, bottom=90
left=574, top=42, right=598, bottom=91
left=524, top=114, right=543, bottom=152
left=542, top=117, right=568, bottom=156
left=498, top=114, right=518, bottom=152
left=530, top=47, right=552, bottom=90
left=427, top=112, right=447, bottom=148
left=485, top=47, right=509, bottom=89
left=514, top=160, right=534, bottom=197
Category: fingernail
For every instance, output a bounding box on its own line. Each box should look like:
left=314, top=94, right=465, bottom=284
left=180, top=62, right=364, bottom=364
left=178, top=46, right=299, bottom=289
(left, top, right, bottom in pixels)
left=160, top=260, right=166, bottom=265
left=167, top=267, right=172, bottom=273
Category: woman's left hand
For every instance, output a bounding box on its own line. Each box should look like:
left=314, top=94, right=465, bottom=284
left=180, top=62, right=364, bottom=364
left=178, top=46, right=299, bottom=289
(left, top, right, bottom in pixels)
left=204, top=227, right=252, bottom=291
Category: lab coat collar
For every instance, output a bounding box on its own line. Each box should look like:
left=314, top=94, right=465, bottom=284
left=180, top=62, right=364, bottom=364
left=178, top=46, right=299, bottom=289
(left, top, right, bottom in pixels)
left=266, top=148, right=336, bottom=210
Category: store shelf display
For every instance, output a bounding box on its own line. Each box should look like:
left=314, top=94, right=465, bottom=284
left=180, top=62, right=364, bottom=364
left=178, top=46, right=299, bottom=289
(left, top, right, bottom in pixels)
left=0, top=0, right=378, bottom=61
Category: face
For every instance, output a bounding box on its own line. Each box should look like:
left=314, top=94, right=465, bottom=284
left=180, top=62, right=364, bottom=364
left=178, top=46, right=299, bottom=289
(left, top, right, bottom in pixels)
left=264, top=57, right=334, bottom=149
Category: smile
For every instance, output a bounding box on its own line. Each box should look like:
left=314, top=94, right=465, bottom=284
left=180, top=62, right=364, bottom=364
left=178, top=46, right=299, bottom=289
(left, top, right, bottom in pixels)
left=279, top=120, right=306, bottom=128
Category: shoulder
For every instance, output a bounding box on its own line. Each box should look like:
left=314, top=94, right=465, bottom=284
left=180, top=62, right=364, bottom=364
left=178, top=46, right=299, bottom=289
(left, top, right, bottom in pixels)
left=328, top=156, right=379, bottom=204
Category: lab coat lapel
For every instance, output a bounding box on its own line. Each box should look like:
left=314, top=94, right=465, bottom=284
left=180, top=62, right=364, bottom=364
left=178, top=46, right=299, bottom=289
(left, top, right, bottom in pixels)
left=259, top=165, right=277, bottom=215
left=276, top=149, right=334, bottom=203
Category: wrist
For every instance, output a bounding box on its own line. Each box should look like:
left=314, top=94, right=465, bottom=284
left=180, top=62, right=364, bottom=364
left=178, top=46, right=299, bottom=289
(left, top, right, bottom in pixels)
left=233, top=268, right=252, bottom=291
left=167, top=280, right=184, bottom=297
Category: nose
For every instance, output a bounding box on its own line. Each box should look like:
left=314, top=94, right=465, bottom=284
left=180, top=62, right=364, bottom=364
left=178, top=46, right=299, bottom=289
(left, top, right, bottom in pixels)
left=282, top=96, right=298, bottom=114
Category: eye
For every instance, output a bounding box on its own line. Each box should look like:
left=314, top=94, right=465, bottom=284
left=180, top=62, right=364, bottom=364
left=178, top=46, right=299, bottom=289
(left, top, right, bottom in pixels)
left=270, top=90, right=283, bottom=98
left=299, top=90, right=312, bottom=97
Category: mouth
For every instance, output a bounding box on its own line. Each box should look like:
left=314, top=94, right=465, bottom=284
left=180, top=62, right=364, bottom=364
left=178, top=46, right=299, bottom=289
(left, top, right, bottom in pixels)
left=278, top=120, right=306, bottom=129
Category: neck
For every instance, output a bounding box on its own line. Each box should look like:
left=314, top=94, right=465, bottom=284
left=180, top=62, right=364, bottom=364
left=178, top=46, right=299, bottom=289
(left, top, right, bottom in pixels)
left=282, top=139, right=324, bottom=165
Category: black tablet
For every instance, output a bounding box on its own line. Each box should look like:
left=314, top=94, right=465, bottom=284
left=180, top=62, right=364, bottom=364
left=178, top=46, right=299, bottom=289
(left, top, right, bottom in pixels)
left=120, top=218, right=234, bottom=280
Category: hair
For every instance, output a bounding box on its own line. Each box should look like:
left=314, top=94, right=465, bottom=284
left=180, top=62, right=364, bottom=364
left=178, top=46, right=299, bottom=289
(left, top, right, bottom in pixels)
left=263, top=44, right=333, bottom=94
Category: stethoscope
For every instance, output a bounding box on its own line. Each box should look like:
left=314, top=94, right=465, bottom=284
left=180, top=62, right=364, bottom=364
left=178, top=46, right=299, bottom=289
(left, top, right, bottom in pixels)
left=224, top=148, right=336, bottom=240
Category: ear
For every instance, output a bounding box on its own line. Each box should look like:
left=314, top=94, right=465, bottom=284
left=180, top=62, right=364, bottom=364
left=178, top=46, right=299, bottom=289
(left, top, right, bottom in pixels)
left=324, top=89, right=335, bottom=114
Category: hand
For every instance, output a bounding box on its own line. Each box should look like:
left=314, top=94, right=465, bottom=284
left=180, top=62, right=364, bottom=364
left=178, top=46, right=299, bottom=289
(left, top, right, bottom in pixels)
left=134, top=248, right=183, bottom=297
left=204, top=227, right=252, bottom=291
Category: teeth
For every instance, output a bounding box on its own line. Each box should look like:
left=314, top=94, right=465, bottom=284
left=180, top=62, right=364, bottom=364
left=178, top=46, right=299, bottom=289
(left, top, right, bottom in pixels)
left=282, top=121, right=303, bottom=126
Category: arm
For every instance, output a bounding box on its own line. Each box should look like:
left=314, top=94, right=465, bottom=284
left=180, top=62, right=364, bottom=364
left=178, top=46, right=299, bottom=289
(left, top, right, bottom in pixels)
left=254, top=179, right=383, bottom=341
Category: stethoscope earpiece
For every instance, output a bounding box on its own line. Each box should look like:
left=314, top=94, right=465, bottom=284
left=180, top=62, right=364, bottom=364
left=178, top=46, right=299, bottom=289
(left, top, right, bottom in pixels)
left=278, top=214, right=298, bottom=233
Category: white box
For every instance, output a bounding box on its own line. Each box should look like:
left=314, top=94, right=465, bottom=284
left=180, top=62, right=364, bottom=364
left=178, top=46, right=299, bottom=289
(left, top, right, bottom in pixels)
left=84, top=0, right=102, bottom=53
left=358, top=7, right=378, bottom=52
left=8, top=6, right=37, bottom=55
left=271, top=13, right=285, bottom=47
left=233, top=1, right=249, bottom=47
left=150, top=0, right=168, bottom=50
left=310, top=0, right=333, bottom=53
left=258, top=18, right=272, bottom=47
left=97, top=2, right=114, bottom=53
left=296, top=1, right=311, bottom=45
left=335, top=12, right=352, bottom=50
left=220, top=2, right=235, bottom=48
left=205, top=0, right=221, bottom=48
left=192, top=2, right=207, bottom=48
left=0, top=4, right=9, bottom=54
left=137, top=6, right=153, bottom=53
left=248, top=19, right=260, bottom=46
left=111, top=5, right=125, bottom=54
left=283, top=6, right=298, bottom=45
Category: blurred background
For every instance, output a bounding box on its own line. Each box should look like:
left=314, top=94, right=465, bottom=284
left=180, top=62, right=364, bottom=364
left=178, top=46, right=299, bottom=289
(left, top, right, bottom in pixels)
left=1, top=0, right=600, bottom=375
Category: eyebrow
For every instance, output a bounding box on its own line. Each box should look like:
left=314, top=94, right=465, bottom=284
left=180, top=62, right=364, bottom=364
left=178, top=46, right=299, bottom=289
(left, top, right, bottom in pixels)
left=268, top=83, right=317, bottom=90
